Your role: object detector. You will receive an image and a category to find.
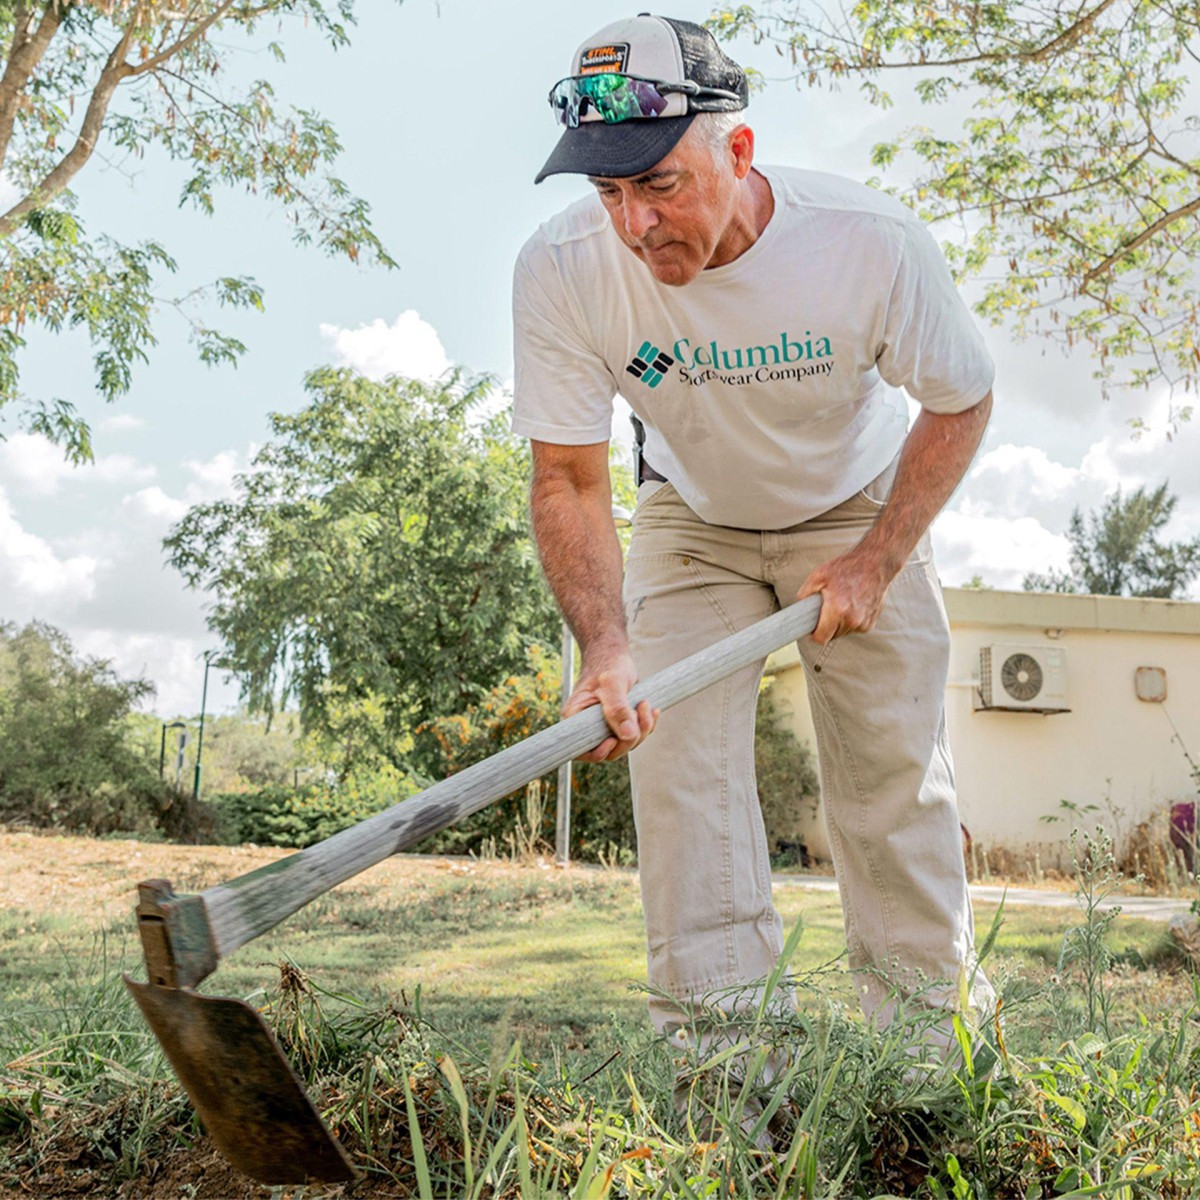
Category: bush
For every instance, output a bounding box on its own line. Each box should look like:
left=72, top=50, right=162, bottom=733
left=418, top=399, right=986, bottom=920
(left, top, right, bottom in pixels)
left=415, top=646, right=600, bottom=858
left=756, top=688, right=822, bottom=865
left=209, top=766, right=420, bottom=848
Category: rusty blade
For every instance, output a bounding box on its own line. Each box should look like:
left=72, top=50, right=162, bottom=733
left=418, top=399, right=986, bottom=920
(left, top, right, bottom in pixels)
left=125, top=977, right=355, bottom=1184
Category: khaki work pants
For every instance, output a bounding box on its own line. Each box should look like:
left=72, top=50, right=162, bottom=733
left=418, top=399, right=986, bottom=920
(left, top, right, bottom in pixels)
left=624, top=465, right=993, bottom=1040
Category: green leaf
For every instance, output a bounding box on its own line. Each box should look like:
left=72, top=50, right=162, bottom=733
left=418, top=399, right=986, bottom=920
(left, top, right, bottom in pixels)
left=1041, top=1087, right=1087, bottom=1132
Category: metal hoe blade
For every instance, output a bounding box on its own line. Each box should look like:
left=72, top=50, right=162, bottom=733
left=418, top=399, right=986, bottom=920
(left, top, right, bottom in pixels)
left=125, top=978, right=355, bottom=1184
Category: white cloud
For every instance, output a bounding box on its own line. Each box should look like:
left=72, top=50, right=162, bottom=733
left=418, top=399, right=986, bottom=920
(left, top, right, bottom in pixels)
left=0, top=434, right=80, bottom=496
left=964, top=443, right=1082, bottom=512
left=0, top=433, right=156, bottom=497
left=74, top=628, right=242, bottom=717
left=0, top=441, right=256, bottom=715
left=122, top=486, right=189, bottom=526
left=100, top=412, right=146, bottom=432
left=935, top=510, right=1070, bottom=590
left=182, top=449, right=245, bottom=504
left=1076, top=394, right=1200, bottom=504
left=945, top=396, right=1200, bottom=591
left=319, top=310, right=452, bottom=383
left=0, top=487, right=100, bottom=611
left=93, top=453, right=155, bottom=486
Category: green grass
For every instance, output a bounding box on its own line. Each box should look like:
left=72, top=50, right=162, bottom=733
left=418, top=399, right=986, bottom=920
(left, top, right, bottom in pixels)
left=3, top=848, right=1200, bottom=1197
left=0, top=863, right=1186, bottom=1055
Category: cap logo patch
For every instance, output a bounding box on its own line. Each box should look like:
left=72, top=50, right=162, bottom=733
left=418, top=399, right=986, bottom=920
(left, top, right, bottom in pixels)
left=579, top=43, right=629, bottom=75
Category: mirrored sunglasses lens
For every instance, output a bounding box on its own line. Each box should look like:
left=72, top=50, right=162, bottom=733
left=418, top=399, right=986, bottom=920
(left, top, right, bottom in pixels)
left=550, top=80, right=577, bottom=127
left=620, top=78, right=669, bottom=120
left=550, top=76, right=669, bottom=126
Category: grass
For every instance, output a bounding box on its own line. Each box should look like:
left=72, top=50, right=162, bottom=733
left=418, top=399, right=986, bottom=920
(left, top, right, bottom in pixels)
left=2, top=833, right=1199, bottom=1196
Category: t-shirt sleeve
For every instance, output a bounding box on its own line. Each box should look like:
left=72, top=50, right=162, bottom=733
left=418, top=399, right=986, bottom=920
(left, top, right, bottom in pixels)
left=511, top=237, right=617, bottom=444
left=875, top=218, right=996, bottom=413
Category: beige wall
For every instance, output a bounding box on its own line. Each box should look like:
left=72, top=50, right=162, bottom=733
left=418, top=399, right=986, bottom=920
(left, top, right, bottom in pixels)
left=765, top=589, right=1200, bottom=863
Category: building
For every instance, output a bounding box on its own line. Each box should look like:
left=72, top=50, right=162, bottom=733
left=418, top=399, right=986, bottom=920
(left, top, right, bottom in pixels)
left=766, top=588, right=1200, bottom=872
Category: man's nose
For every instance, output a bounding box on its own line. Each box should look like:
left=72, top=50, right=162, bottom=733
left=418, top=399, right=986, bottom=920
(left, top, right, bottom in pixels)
left=623, top=196, right=659, bottom=240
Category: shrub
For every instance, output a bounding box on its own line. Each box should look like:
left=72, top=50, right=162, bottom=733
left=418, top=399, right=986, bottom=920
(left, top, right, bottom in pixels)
left=415, top=645, right=594, bottom=858
left=756, top=688, right=821, bottom=864
left=210, top=766, right=420, bottom=848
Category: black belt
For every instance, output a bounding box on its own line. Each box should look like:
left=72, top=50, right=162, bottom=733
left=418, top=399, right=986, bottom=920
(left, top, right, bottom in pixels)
left=640, top=460, right=669, bottom=484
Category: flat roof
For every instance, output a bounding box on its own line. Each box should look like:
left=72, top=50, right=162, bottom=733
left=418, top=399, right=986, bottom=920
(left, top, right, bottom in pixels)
left=765, top=587, right=1200, bottom=672
left=943, top=587, right=1200, bottom=635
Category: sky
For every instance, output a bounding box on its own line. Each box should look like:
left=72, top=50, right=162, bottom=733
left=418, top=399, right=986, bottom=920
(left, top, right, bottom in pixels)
left=2, top=0, right=1199, bottom=717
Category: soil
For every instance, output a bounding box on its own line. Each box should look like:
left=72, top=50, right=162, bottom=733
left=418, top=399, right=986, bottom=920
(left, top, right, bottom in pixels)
left=0, top=826, right=534, bottom=926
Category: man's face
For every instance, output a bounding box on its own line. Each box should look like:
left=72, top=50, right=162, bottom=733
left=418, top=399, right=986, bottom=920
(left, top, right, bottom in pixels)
left=588, top=124, right=748, bottom=287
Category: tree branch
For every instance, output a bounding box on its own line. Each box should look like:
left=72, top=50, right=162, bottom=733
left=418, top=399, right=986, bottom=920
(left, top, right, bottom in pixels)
left=1150, top=137, right=1200, bottom=185
left=128, top=0, right=240, bottom=77
left=0, top=1, right=71, bottom=168
left=1023, top=0, right=1122, bottom=63
left=1082, top=193, right=1200, bottom=285
left=785, top=0, right=1124, bottom=74
left=0, top=14, right=137, bottom=238
left=154, top=66, right=337, bottom=221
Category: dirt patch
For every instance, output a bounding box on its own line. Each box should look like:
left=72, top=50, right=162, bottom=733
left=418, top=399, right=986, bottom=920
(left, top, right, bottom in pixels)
left=0, top=1136, right=350, bottom=1199
left=0, top=828, right=292, bottom=924
left=0, top=826, right=559, bottom=926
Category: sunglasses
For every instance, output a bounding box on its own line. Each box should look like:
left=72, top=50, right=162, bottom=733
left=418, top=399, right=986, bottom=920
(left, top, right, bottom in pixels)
left=549, top=73, right=742, bottom=129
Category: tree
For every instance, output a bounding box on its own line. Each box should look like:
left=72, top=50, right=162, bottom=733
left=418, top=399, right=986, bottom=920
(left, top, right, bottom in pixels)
left=164, top=369, right=562, bottom=775
left=961, top=574, right=994, bottom=591
left=1023, top=481, right=1200, bottom=597
left=0, top=619, right=175, bottom=833
left=0, top=0, right=395, bottom=461
left=712, top=2, right=1200, bottom=403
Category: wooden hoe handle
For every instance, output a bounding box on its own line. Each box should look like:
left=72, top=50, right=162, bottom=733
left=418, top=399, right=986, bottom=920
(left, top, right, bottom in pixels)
left=136, top=596, right=822, bottom=989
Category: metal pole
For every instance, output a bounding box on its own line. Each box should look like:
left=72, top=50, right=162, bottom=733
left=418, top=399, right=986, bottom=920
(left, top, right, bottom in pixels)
left=193, top=654, right=213, bottom=799
left=555, top=622, right=574, bottom=866
left=553, top=505, right=631, bottom=868
left=157, top=722, right=185, bottom=786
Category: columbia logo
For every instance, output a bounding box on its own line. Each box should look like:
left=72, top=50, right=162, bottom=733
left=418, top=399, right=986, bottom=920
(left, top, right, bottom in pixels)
left=626, top=341, right=674, bottom=388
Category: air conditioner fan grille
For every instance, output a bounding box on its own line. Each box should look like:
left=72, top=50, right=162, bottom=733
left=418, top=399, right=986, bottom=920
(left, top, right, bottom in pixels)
left=1001, top=652, right=1043, bottom=702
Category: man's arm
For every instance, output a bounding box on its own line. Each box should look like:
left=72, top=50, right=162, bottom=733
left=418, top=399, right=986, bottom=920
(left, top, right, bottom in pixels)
left=530, top=438, right=657, bottom=761
left=798, top=390, right=992, bottom=643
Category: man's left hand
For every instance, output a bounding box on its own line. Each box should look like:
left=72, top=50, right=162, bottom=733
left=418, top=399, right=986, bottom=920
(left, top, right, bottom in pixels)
left=797, top=392, right=994, bottom=645
left=797, top=546, right=898, bottom=645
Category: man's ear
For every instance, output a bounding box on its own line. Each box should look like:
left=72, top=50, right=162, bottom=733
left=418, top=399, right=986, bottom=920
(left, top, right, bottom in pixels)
left=730, top=124, right=755, bottom=179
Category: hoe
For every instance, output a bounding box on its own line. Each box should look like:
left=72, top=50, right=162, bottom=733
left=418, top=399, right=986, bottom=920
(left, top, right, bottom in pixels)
left=125, top=596, right=821, bottom=1184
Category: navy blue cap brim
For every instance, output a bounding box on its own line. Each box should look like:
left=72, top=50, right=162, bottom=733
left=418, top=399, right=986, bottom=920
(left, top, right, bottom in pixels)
left=535, top=114, right=697, bottom=184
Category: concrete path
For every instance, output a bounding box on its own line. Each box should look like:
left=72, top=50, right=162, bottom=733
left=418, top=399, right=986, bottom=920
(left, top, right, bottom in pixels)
left=772, top=873, right=1193, bottom=921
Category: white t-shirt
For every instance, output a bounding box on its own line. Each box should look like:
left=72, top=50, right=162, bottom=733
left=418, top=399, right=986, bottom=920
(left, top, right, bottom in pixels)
left=511, top=166, right=995, bottom=530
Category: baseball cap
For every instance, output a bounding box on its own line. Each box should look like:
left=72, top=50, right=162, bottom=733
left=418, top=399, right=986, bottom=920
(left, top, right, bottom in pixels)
left=535, top=14, right=749, bottom=185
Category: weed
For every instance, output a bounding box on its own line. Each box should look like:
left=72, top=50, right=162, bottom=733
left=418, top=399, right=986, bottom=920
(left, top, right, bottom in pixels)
left=1053, top=825, right=1127, bottom=1039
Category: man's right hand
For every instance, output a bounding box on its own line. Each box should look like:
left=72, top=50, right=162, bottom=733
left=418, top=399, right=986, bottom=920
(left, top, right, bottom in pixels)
left=563, top=649, right=659, bottom=762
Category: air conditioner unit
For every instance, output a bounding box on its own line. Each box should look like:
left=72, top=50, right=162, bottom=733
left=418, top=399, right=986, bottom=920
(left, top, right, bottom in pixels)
left=975, top=644, right=1070, bottom=713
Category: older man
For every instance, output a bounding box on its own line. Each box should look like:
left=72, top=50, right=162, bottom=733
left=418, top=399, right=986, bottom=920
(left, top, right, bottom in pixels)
left=512, top=14, right=995, bottom=1058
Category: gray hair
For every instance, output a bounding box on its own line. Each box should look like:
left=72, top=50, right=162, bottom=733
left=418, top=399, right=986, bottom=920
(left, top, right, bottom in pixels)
left=687, top=110, right=748, bottom=161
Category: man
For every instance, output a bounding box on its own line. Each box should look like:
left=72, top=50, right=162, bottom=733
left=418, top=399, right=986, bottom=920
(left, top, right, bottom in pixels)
left=512, top=14, right=995, bottom=1064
